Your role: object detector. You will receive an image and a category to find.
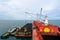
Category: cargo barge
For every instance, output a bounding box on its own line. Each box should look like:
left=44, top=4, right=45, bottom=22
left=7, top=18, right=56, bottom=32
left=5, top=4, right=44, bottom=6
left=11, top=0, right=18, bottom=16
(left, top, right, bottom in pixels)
left=0, top=23, right=32, bottom=39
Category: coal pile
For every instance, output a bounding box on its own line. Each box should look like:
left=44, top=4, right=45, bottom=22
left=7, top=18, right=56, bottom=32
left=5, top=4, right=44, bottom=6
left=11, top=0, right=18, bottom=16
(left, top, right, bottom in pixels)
left=20, top=23, right=32, bottom=32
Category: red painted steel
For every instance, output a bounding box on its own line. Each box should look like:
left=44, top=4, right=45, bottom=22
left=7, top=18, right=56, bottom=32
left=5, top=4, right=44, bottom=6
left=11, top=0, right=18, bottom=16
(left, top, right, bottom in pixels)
left=33, top=22, right=42, bottom=40
left=33, top=20, right=58, bottom=33
left=33, top=20, right=59, bottom=40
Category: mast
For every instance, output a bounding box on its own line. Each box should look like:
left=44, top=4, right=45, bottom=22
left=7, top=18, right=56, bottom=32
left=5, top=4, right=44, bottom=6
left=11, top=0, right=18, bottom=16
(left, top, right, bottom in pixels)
left=40, top=8, right=42, bottom=21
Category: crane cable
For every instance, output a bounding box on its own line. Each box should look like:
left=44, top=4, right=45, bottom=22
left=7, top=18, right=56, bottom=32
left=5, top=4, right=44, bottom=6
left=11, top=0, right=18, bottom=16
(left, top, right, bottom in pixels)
left=25, top=8, right=46, bottom=21
left=25, top=12, right=38, bottom=20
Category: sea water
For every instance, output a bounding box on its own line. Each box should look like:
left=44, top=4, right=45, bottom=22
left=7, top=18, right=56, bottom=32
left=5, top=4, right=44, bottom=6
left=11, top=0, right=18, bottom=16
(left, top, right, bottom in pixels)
left=0, top=20, right=60, bottom=40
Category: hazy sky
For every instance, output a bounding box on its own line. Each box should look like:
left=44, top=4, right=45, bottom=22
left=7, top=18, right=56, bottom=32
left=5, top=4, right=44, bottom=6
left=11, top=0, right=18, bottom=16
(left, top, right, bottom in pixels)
left=0, top=0, right=60, bottom=20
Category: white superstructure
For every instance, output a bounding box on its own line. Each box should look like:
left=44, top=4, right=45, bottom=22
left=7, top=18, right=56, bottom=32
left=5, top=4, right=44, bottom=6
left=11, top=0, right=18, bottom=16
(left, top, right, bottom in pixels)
left=44, top=16, right=48, bottom=26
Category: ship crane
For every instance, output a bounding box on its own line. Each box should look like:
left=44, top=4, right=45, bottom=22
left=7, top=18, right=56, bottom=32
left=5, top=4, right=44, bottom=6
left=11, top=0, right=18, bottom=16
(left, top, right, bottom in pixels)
left=25, top=8, right=60, bottom=40
left=25, top=8, right=45, bottom=40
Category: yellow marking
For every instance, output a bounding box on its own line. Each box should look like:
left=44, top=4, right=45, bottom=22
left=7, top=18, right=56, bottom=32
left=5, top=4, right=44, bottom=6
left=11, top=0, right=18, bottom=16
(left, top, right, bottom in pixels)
left=24, top=27, right=27, bottom=32
left=44, top=28, right=50, bottom=32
